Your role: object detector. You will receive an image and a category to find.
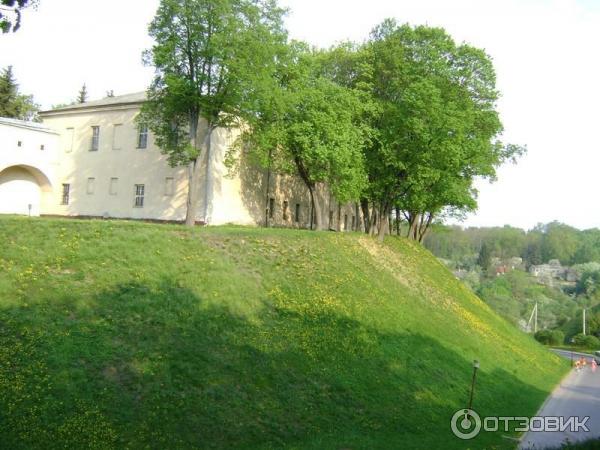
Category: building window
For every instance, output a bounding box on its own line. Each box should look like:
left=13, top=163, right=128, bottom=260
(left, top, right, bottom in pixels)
left=112, top=124, right=122, bottom=150
left=165, top=177, right=174, bottom=196
left=65, top=127, right=74, bottom=153
left=90, top=126, right=100, bottom=151
left=40, top=144, right=45, bottom=151
left=268, top=197, right=275, bottom=219
left=109, top=177, right=118, bottom=195
left=134, top=184, right=145, bottom=207
left=283, top=201, right=289, bottom=221
left=61, top=184, right=70, bottom=205
left=87, top=177, right=95, bottom=195
left=17, top=140, right=22, bottom=147
left=137, top=124, right=148, bottom=149
left=295, top=203, right=301, bottom=223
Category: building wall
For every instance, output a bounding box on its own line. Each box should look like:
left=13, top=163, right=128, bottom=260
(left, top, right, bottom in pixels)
left=35, top=101, right=363, bottom=231
left=41, top=105, right=190, bottom=221
left=0, top=119, right=59, bottom=216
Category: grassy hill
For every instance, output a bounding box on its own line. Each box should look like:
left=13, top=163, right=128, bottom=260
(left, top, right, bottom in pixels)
left=0, top=217, right=568, bottom=449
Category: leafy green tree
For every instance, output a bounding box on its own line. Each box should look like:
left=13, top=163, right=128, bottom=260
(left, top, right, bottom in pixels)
left=539, top=222, right=580, bottom=264
left=0, top=65, right=38, bottom=120
left=0, top=0, right=36, bottom=33
left=477, top=242, right=492, bottom=274
left=139, top=0, right=287, bottom=226
left=534, top=329, right=564, bottom=346
left=360, top=20, right=523, bottom=241
left=236, top=43, right=370, bottom=230
left=576, top=268, right=600, bottom=299
left=587, top=311, right=600, bottom=338
left=572, top=333, right=600, bottom=349
left=523, top=231, right=543, bottom=267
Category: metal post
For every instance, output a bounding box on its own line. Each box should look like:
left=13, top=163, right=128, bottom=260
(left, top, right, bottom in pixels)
left=468, top=360, right=480, bottom=410
left=583, top=309, right=586, bottom=336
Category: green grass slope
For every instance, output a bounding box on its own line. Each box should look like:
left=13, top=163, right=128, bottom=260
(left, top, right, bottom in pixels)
left=0, top=217, right=568, bottom=449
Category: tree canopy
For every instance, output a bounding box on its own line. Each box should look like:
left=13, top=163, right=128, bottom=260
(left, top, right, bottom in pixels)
left=140, top=0, right=287, bottom=226
left=0, top=0, right=36, bottom=33
left=357, top=20, right=524, bottom=240
left=0, top=65, right=38, bottom=120
left=235, top=43, right=371, bottom=230
left=142, top=5, right=524, bottom=237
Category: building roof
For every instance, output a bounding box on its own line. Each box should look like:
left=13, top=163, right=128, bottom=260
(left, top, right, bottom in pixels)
left=0, top=116, right=59, bottom=134
left=39, top=91, right=147, bottom=116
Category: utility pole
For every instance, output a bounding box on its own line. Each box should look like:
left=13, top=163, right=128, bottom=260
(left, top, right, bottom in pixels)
left=583, top=308, right=586, bottom=336
left=468, top=360, right=480, bottom=410
left=527, top=302, right=538, bottom=334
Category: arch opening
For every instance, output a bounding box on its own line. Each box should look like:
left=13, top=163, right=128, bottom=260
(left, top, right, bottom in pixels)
left=0, top=165, right=53, bottom=216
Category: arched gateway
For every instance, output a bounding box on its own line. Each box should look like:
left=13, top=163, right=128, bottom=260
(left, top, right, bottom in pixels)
left=0, top=164, right=53, bottom=216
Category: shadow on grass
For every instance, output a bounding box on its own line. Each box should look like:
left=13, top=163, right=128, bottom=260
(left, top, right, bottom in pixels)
left=0, top=278, right=550, bottom=450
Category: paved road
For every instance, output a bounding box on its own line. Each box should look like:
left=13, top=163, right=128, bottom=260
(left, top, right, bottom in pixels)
left=519, top=350, right=600, bottom=449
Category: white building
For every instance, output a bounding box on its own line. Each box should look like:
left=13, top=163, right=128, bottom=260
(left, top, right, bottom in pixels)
left=0, top=92, right=359, bottom=230
left=0, top=117, right=59, bottom=216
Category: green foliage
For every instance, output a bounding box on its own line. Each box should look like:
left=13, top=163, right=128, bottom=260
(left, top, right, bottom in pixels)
left=139, top=0, right=287, bottom=225
left=534, top=329, right=565, bottom=346
left=140, top=0, right=287, bottom=165
left=425, top=222, right=600, bottom=269
left=0, top=0, right=36, bottom=33
left=572, top=333, right=600, bottom=349
left=0, top=216, right=568, bottom=449
left=0, top=65, right=38, bottom=120
left=358, top=20, right=524, bottom=237
left=576, top=267, right=600, bottom=299
left=477, top=242, right=492, bottom=274
left=538, top=222, right=580, bottom=265
left=236, top=43, right=371, bottom=229
left=477, top=270, right=576, bottom=328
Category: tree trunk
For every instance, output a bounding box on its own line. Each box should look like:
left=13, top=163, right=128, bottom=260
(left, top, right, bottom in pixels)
left=407, top=212, right=418, bottom=239
left=395, top=206, right=401, bottom=236
left=360, top=198, right=370, bottom=234
left=184, top=115, right=201, bottom=227
left=417, top=212, right=434, bottom=243
left=377, top=205, right=389, bottom=242
left=184, top=157, right=201, bottom=226
left=264, top=147, right=273, bottom=228
left=336, top=204, right=342, bottom=232
left=369, top=205, right=378, bottom=236
left=312, top=189, right=323, bottom=231
left=308, top=184, right=323, bottom=231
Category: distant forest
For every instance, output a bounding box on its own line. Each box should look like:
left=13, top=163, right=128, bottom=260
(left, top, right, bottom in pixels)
left=423, top=221, right=600, bottom=346
left=424, top=221, right=600, bottom=268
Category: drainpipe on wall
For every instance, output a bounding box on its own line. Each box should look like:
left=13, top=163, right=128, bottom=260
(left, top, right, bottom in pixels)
left=203, top=126, right=215, bottom=225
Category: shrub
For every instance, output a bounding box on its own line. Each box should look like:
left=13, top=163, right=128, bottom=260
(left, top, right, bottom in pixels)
left=534, top=329, right=564, bottom=346
left=572, top=333, right=600, bottom=349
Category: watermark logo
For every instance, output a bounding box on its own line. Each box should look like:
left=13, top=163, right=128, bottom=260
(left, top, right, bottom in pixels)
left=450, top=410, right=590, bottom=440
left=451, top=409, right=482, bottom=440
